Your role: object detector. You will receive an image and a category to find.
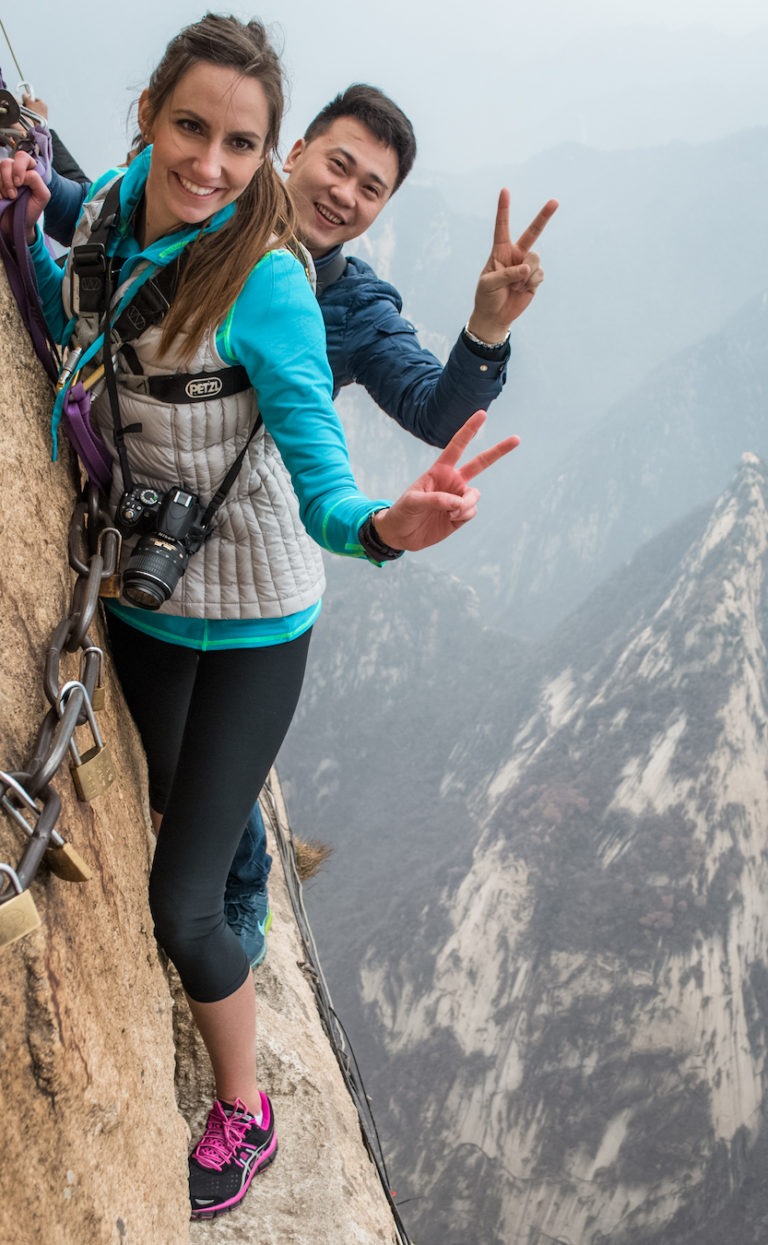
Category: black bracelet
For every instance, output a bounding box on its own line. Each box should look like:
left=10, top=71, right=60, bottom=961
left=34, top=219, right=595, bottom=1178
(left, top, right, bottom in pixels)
left=358, top=512, right=404, bottom=562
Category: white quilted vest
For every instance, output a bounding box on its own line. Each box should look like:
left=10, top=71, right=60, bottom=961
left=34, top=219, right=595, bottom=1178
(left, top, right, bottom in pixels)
left=62, top=176, right=326, bottom=620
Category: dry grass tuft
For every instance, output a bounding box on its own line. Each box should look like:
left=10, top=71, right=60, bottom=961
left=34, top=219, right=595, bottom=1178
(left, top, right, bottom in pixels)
left=293, top=836, right=333, bottom=882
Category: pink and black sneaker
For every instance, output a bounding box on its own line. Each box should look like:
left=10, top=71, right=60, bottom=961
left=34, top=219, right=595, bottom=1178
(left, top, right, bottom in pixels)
left=189, top=1093, right=277, bottom=1219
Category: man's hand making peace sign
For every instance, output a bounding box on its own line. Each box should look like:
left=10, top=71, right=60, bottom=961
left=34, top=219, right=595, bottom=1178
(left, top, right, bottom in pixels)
left=466, top=191, right=558, bottom=346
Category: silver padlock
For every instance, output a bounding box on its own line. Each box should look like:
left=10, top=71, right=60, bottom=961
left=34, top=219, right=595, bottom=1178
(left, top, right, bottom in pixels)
left=59, top=682, right=116, bottom=802
left=0, top=863, right=41, bottom=949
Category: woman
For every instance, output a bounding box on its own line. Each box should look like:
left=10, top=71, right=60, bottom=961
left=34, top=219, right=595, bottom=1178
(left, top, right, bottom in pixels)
left=1, top=13, right=517, bottom=1221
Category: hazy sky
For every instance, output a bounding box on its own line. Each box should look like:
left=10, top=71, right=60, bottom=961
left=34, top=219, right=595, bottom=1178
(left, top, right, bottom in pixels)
left=3, top=1, right=767, bottom=177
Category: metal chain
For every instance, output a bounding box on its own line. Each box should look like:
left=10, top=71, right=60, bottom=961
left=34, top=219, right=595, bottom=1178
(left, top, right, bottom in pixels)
left=0, top=482, right=120, bottom=920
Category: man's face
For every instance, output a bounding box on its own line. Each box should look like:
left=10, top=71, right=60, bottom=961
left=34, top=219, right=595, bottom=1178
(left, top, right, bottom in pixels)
left=283, top=117, right=399, bottom=258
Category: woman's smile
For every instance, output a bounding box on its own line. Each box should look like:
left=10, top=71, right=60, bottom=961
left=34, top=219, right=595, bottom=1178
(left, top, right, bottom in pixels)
left=175, top=172, right=220, bottom=198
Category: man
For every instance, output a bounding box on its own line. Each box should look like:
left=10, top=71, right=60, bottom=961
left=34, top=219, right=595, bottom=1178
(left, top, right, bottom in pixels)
left=29, top=84, right=556, bottom=966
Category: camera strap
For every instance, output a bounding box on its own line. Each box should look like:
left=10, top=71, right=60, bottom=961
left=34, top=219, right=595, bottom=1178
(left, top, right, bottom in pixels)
left=99, top=257, right=264, bottom=534
left=101, top=258, right=135, bottom=495
left=199, top=413, right=264, bottom=533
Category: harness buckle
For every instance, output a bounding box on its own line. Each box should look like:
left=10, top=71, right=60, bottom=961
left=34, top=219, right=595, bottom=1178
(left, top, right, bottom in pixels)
left=71, top=243, right=107, bottom=316
left=113, top=278, right=170, bottom=343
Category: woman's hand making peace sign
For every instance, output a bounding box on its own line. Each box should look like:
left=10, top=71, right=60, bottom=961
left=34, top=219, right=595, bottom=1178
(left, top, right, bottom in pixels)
left=373, top=409, right=519, bottom=553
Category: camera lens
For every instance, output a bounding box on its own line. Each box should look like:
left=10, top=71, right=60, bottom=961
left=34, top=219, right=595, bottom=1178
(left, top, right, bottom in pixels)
left=122, top=579, right=166, bottom=610
left=122, top=534, right=189, bottom=610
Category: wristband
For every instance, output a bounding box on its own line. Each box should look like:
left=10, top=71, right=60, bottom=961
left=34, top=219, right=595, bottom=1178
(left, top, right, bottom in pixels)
left=463, top=323, right=510, bottom=351
left=358, top=511, right=404, bottom=563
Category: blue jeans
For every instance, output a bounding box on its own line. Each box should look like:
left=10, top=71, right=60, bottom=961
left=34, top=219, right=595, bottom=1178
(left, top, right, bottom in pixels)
left=225, top=801, right=272, bottom=898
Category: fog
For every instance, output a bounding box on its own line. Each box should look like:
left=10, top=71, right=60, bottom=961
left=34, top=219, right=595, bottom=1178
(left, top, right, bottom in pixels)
left=4, top=1, right=767, bottom=177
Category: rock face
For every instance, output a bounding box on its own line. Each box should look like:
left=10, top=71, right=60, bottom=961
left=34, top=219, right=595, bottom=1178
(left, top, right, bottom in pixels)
left=0, top=261, right=190, bottom=1244
left=357, top=456, right=768, bottom=1244
left=0, top=271, right=401, bottom=1244
left=279, top=453, right=768, bottom=1243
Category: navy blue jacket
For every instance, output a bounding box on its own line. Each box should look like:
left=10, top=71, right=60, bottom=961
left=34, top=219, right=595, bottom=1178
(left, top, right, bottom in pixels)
left=44, top=169, right=508, bottom=450
left=316, top=250, right=508, bottom=448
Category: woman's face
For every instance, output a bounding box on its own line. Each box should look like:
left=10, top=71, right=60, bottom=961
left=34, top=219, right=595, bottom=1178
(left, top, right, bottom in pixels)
left=140, top=61, right=271, bottom=246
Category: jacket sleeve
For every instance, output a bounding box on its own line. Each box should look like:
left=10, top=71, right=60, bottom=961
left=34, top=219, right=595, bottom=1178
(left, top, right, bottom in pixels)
left=43, top=167, right=90, bottom=247
left=339, top=277, right=509, bottom=449
left=50, top=130, right=90, bottom=185
left=29, top=229, right=68, bottom=342
left=223, top=251, right=390, bottom=559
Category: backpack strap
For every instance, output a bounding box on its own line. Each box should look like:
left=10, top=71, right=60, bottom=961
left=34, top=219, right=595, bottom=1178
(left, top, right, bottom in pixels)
left=315, top=249, right=347, bottom=297
left=69, top=175, right=124, bottom=338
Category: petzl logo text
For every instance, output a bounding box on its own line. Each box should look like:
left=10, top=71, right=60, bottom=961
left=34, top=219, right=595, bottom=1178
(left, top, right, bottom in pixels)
left=186, top=377, right=223, bottom=399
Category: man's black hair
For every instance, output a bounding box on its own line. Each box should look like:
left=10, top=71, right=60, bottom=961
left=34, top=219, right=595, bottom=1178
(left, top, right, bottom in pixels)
left=303, top=84, right=416, bottom=192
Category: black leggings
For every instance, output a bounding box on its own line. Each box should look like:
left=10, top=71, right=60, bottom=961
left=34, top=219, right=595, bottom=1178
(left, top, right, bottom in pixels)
left=106, top=611, right=311, bottom=1003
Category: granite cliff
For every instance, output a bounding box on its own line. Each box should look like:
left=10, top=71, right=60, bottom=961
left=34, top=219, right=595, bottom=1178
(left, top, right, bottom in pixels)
left=360, top=455, right=768, bottom=1243
left=0, top=266, right=402, bottom=1244
left=280, top=454, right=768, bottom=1243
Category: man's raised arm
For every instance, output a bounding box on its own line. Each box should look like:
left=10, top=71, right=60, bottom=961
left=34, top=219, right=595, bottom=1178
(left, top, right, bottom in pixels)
left=339, top=194, right=558, bottom=448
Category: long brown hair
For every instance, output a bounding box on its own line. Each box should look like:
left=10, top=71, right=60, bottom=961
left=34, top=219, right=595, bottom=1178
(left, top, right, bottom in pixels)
left=139, top=13, right=297, bottom=361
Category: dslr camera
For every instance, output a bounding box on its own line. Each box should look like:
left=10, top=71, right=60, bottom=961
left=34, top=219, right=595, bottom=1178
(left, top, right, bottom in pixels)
left=115, top=485, right=208, bottom=610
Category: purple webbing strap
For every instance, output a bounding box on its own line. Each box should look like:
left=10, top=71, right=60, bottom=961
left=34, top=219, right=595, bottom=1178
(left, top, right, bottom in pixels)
left=60, top=381, right=113, bottom=492
left=1, top=188, right=58, bottom=381
left=0, top=190, right=113, bottom=490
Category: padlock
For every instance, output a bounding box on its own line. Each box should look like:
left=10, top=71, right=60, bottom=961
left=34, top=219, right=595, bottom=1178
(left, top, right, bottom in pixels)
left=81, top=646, right=107, bottom=712
left=59, top=682, right=116, bottom=802
left=98, top=573, right=121, bottom=600
left=0, top=773, right=92, bottom=884
left=0, top=864, right=41, bottom=949
left=98, top=527, right=122, bottom=601
left=69, top=727, right=116, bottom=802
left=45, top=842, right=93, bottom=883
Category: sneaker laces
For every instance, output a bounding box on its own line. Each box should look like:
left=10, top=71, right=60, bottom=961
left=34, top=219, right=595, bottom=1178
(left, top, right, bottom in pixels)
left=193, top=1099, right=254, bottom=1171
left=225, top=892, right=268, bottom=931
left=225, top=898, right=251, bottom=925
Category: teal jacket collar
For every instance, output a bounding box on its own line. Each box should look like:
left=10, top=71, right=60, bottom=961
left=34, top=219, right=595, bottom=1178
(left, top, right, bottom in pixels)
left=106, top=145, right=237, bottom=265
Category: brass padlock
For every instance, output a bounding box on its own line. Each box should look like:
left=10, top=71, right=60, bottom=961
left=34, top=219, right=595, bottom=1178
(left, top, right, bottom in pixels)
left=0, top=774, right=93, bottom=885
left=91, top=685, right=107, bottom=711
left=81, top=646, right=107, bottom=712
left=98, top=527, right=122, bottom=600
left=70, top=741, right=116, bottom=803
left=0, top=864, right=41, bottom=949
left=60, top=682, right=116, bottom=802
left=98, top=573, right=121, bottom=600
left=45, top=843, right=93, bottom=883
